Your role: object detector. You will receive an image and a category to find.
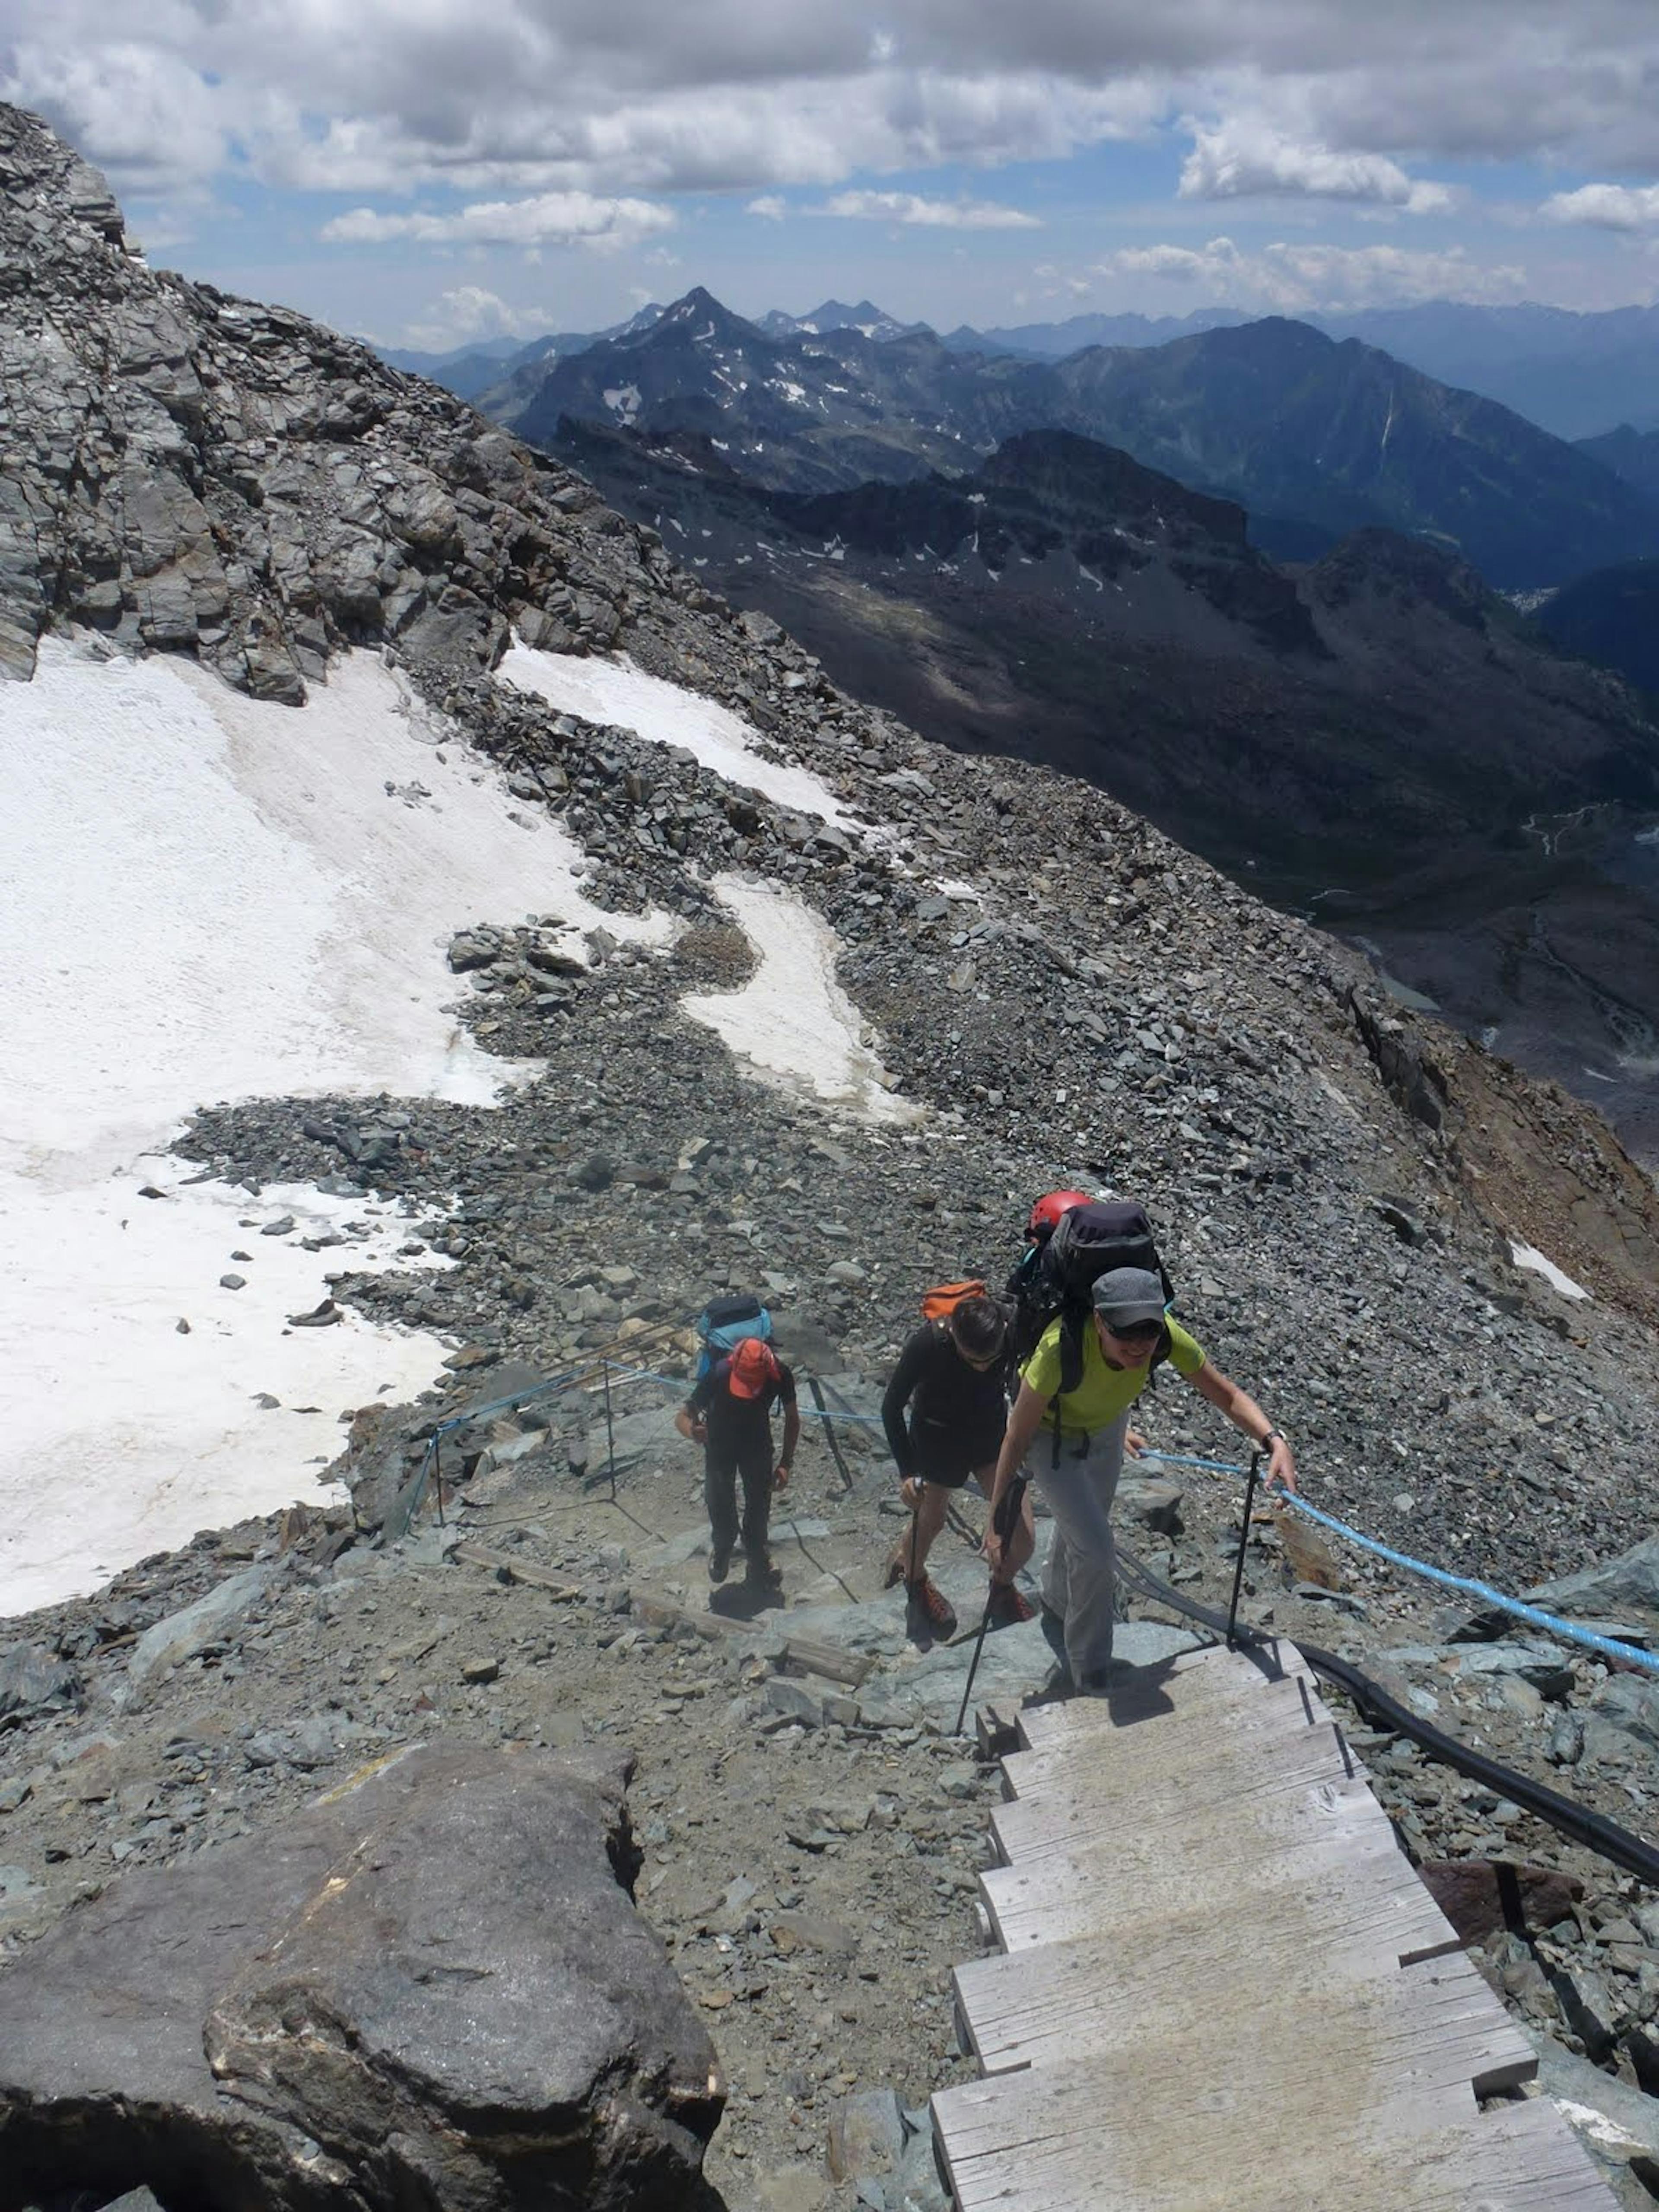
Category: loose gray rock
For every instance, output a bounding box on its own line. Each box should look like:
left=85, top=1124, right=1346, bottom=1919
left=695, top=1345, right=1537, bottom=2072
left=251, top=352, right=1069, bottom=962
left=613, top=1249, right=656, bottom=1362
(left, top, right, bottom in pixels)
left=122, top=1567, right=274, bottom=1697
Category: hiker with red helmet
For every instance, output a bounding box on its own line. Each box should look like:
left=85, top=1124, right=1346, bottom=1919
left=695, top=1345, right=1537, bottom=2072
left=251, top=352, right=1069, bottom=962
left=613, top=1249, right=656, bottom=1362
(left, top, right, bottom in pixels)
left=676, top=1335, right=801, bottom=1591
left=880, top=1293, right=1036, bottom=1644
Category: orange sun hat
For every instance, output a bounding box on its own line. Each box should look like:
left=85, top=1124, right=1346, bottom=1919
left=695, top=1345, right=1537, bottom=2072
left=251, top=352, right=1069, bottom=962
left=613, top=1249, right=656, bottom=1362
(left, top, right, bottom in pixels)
left=728, top=1337, right=781, bottom=1398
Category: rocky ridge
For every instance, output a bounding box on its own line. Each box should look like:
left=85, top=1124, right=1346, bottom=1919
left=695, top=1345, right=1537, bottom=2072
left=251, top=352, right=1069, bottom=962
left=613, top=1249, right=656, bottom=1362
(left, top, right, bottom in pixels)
left=4, top=101, right=1659, bottom=2210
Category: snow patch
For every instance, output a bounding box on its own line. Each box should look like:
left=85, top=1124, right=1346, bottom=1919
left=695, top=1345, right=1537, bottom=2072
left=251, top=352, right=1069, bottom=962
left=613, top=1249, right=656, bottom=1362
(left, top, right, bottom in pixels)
left=1, top=1173, right=448, bottom=1615
left=3, top=641, right=667, bottom=1189
left=682, top=875, right=918, bottom=1125
left=1510, top=1243, right=1590, bottom=1300
left=499, top=642, right=859, bottom=830
left=0, top=638, right=673, bottom=1614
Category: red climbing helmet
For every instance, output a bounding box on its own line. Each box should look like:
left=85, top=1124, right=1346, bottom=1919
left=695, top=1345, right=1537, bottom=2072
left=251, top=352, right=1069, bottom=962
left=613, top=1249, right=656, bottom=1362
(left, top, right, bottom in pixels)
left=1026, top=1189, right=1092, bottom=1243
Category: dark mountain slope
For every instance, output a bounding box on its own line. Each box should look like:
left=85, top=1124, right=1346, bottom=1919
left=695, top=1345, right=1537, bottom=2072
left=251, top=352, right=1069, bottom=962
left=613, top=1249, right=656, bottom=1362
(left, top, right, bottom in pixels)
left=1046, top=319, right=1659, bottom=591
left=1537, top=560, right=1659, bottom=697
left=1577, top=425, right=1659, bottom=502
left=1310, top=301, right=1659, bottom=442
left=556, top=417, right=1659, bottom=889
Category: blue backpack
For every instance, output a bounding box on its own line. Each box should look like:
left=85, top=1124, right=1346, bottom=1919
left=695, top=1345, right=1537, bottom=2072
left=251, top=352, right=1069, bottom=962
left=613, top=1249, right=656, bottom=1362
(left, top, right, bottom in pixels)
left=693, top=1293, right=773, bottom=1382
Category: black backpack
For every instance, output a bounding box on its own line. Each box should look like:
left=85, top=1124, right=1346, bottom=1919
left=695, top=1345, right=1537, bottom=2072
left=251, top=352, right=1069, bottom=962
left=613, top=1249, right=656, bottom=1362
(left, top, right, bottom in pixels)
left=1010, top=1198, right=1175, bottom=1396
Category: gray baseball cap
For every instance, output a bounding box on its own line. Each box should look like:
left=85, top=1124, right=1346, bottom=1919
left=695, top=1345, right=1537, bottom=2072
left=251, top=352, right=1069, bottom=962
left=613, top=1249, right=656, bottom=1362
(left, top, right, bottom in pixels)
left=1090, top=1267, right=1166, bottom=1328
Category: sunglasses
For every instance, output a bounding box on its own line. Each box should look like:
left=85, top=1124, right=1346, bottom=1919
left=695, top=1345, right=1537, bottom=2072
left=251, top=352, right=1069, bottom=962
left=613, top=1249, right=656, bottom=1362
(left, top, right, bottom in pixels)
left=1099, top=1316, right=1162, bottom=1344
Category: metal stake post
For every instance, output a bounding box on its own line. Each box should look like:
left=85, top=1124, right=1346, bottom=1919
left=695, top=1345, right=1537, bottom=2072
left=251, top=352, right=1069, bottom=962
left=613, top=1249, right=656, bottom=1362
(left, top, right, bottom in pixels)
left=433, top=1435, right=445, bottom=1526
left=602, top=1359, right=617, bottom=1502
left=1226, top=1450, right=1262, bottom=1649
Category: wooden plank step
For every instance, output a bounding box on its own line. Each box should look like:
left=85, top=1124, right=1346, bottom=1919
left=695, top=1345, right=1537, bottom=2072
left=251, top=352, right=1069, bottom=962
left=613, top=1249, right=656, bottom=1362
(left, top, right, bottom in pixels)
left=954, top=1936, right=1534, bottom=2093
left=933, top=2048, right=1615, bottom=2212
left=1007, top=1665, right=1328, bottom=1770
left=990, top=1723, right=1361, bottom=1866
left=980, top=1815, right=1456, bottom=1964
left=1014, top=1642, right=1316, bottom=1751
left=996, top=1692, right=1343, bottom=1819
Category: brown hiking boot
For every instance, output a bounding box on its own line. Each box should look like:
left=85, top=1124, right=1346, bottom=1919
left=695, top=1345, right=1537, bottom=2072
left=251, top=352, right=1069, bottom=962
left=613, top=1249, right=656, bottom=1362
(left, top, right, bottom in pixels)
left=986, top=1580, right=1035, bottom=1628
left=905, top=1576, right=958, bottom=1642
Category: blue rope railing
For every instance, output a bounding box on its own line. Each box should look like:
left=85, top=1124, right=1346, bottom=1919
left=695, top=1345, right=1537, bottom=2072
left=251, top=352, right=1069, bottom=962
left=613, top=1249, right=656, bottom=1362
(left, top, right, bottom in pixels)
left=1136, top=1449, right=1659, bottom=1678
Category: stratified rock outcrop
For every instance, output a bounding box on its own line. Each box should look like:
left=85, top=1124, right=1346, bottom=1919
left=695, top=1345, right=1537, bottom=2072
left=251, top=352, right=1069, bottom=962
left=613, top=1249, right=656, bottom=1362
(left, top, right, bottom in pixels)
left=0, top=1743, right=723, bottom=2210
left=0, top=103, right=717, bottom=695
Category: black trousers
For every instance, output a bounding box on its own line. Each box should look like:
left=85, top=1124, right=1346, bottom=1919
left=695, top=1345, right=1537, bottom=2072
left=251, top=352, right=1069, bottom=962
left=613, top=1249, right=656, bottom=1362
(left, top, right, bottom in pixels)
left=705, top=1427, right=773, bottom=1561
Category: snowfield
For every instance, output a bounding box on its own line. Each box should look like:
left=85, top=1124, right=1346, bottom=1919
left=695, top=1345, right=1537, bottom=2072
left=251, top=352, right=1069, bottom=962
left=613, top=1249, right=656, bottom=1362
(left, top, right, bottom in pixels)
left=0, top=639, right=668, bottom=1612
left=1, top=636, right=915, bottom=1612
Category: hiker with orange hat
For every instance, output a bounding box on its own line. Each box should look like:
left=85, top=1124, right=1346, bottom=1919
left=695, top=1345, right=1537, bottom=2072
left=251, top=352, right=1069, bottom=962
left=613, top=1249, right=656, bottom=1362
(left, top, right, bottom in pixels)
left=676, top=1335, right=801, bottom=1590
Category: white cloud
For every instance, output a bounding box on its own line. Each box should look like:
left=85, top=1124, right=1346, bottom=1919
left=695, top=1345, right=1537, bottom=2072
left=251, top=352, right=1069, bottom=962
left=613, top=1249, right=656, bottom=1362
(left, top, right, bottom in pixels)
left=1543, top=181, right=1659, bottom=229
left=1093, top=235, right=1528, bottom=308
left=321, top=191, right=676, bottom=252
left=1179, top=118, right=1452, bottom=213
left=398, top=285, right=552, bottom=350
left=747, top=194, right=789, bottom=219
left=820, top=189, right=1042, bottom=228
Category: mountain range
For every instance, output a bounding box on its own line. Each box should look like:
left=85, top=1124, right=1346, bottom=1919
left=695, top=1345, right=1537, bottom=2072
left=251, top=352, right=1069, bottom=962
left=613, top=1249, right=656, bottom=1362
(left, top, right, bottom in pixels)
left=489, top=289, right=1659, bottom=592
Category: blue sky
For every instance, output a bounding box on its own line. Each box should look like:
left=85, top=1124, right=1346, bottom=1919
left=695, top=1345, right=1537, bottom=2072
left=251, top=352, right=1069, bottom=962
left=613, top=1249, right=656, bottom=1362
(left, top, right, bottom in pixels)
left=6, top=1, right=1659, bottom=350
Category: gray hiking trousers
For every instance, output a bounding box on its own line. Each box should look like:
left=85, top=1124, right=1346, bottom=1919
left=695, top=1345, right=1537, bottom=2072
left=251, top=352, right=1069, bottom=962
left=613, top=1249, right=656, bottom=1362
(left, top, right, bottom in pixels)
left=1033, top=1414, right=1128, bottom=1690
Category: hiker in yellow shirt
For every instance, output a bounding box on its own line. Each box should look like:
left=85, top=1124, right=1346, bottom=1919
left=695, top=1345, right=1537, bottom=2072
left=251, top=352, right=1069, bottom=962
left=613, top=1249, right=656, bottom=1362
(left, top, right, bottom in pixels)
left=985, top=1267, right=1297, bottom=1694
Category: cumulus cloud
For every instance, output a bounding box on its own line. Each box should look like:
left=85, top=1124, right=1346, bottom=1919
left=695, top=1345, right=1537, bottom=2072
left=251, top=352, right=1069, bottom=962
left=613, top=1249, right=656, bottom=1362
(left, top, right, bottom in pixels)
left=321, top=191, right=676, bottom=252
left=1094, top=235, right=1528, bottom=308
left=1543, top=181, right=1659, bottom=229
left=820, top=189, right=1041, bottom=228
left=397, top=285, right=553, bottom=349
left=1179, top=119, right=1452, bottom=213
left=6, top=0, right=1659, bottom=250
left=747, top=194, right=788, bottom=219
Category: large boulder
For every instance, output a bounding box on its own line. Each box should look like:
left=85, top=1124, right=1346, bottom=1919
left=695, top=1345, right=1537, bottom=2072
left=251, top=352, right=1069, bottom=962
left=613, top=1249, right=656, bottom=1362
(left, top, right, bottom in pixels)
left=0, top=1742, right=724, bottom=2211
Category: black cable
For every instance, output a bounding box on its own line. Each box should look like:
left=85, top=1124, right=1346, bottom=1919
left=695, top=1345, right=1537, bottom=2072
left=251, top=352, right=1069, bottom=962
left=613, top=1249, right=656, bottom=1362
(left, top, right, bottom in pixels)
left=1115, top=1544, right=1659, bottom=1890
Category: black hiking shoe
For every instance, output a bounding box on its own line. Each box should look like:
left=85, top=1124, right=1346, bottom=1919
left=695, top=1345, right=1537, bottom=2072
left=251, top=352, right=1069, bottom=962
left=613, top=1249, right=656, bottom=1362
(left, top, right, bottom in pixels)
left=708, top=1545, right=731, bottom=1585
left=905, top=1576, right=958, bottom=1643
left=744, top=1552, right=783, bottom=1589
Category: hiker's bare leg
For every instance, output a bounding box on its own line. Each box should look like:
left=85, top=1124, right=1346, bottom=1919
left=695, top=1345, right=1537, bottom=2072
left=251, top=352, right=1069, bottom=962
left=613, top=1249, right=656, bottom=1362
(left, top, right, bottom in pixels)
left=972, top=1461, right=1035, bottom=1583
left=890, top=1479, right=951, bottom=1581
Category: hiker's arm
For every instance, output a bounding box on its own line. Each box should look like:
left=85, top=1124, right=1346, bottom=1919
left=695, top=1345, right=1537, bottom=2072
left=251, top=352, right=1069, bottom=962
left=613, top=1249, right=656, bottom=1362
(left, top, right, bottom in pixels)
left=776, top=1395, right=801, bottom=1482
left=674, top=1403, right=706, bottom=1444
left=985, top=1381, right=1048, bottom=1566
left=1189, top=1362, right=1297, bottom=1494
left=880, top=1334, right=923, bottom=1473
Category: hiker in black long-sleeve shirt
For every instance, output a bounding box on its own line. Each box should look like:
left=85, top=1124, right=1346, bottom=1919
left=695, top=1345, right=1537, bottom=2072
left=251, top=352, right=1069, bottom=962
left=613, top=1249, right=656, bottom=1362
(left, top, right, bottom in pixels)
left=880, top=1296, right=1035, bottom=1643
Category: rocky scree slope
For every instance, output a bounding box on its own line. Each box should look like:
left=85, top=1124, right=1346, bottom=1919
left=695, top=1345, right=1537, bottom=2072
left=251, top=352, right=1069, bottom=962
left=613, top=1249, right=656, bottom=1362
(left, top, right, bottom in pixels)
left=6, top=101, right=1659, bottom=2205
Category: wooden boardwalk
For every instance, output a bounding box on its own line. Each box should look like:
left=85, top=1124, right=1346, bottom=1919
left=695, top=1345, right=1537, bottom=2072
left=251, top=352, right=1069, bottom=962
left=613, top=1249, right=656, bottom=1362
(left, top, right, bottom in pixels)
left=933, top=1643, right=1617, bottom=2211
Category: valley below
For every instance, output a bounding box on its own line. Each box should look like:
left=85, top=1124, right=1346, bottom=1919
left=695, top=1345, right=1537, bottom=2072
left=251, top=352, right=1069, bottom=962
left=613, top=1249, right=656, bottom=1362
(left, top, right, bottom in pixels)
left=550, top=419, right=1659, bottom=1168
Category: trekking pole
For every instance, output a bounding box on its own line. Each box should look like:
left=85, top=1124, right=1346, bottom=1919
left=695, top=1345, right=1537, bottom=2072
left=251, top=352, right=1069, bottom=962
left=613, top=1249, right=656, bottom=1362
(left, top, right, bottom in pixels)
left=1226, top=1450, right=1262, bottom=1649
left=954, top=1474, right=1028, bottom=1737
left=432, top=1433, right=445, bottom=1527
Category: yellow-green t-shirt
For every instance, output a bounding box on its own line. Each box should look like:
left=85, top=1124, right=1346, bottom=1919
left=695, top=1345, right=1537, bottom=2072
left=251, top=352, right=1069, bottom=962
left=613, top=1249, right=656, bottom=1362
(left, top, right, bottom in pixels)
left=1022, top=1315, right=1205, bottom=1436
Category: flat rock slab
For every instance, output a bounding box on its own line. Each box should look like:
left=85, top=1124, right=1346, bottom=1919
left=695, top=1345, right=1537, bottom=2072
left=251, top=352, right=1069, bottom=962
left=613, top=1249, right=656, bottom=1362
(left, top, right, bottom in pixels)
left=0, top=1741, right=724, bottom=2212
